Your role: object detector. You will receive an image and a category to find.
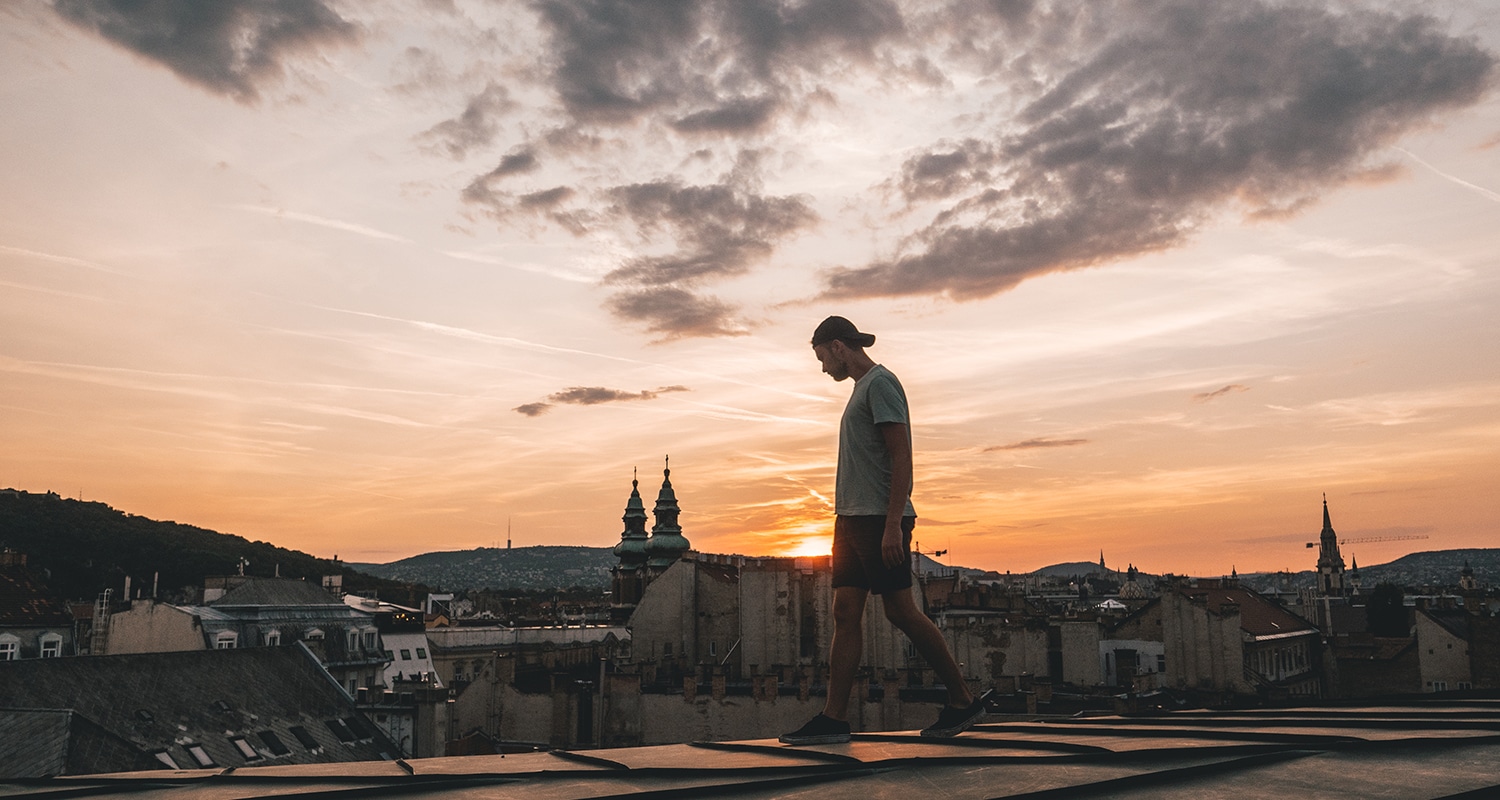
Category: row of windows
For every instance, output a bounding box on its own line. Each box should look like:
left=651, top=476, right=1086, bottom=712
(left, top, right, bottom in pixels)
left=382, top=647, right=429, bottom=661
left=0, top=634, right=65, bottom=660
left=151, top=724, right=339, bottom=769
left=1246, top=642, right=1308, bottom=678
left=1429, top=681, right=1474, bottom=692
left=210, top=627, right=381, bottom=650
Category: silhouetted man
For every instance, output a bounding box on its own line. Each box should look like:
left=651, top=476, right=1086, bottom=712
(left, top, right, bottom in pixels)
left=780, top=316, right=988, bottom=745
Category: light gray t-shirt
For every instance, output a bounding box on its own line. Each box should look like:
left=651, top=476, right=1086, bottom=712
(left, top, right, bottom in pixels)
left=836, top=364, right=916, bottom=517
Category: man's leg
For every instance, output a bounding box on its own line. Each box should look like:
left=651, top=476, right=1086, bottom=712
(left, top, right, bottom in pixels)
left=823, top=585, right=868, bottom=720
left=882, top=588, right=973, bottom=709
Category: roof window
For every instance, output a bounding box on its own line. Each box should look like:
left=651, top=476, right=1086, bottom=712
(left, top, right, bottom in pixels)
left=185, top=744, right=216, bottom=768
left=229, top=737, right=261, bottom=761
left=288, top=725, right=321, bottom=751
left=325, top=719, right=357, bottom=742
left=257, top=730, right=290, bottom=756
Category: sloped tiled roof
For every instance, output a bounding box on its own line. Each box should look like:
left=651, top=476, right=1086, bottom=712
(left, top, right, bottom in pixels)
left=0, top=710, right=69, bottom=778
left=1421, top=608, right=1472, bottom=642
left=8, top=699, right=1499, bottom=798
left=0, top=645, right=396, bottom=777
left=210, top=578, right=344, bottom=607
left=0, top=710, right=158, bottom=779
left=1178, top=585, right=1317, bottom=639
left=0, top=566, right=71, bottom=627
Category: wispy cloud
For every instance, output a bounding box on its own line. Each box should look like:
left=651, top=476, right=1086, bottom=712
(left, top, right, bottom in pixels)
left=0, top=244, right=131, bottom=276
left=0, top=356, right=442, bottom=428
left=1395, top=146, right=1500, bottom=203
left=232, top=205, right=413, bottom=244
left=439, top=250, right=598, bottom=283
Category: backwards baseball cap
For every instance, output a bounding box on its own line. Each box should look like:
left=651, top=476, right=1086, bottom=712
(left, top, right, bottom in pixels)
left=811, top=315, right=876, bottom=348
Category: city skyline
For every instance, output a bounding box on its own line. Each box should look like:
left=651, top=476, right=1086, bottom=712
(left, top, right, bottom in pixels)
left=3, top=1, right=1498, bottom=576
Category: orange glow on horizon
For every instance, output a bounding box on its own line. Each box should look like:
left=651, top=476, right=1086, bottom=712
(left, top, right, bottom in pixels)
left=779, top=535, right=833, bottom=558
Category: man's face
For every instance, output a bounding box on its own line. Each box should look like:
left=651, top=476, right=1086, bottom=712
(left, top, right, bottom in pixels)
left=813, top=342, right=850, bottom=381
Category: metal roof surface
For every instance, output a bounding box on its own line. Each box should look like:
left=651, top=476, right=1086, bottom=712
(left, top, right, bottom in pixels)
left=2, top=698, right=1496, bottom=799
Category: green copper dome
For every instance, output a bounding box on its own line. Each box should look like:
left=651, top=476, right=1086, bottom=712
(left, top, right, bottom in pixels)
left=613, top=471, right=650, bottom=567
left=645, top=458, right=690, bottom=567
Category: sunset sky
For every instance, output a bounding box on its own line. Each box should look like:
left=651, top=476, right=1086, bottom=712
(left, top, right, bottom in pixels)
left=3, top=0, right=1498, bottom=577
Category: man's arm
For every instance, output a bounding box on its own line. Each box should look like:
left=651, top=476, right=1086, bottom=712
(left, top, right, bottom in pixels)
left=879, top=421, right=912, bottom=569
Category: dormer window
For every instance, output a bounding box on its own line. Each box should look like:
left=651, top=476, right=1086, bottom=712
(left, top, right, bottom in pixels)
left=214, top=632, right=238, bottom=649
left=305, top=628, right=324, bottom=641
left=263, top=630, right=281, bottom=646
left=39, top=633, right=63, bottom=658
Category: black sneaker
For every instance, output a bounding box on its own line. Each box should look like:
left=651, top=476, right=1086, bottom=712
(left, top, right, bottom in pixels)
left=920, top=690, right=993, bottom=738
left=778, top=713, right=852, bottom=745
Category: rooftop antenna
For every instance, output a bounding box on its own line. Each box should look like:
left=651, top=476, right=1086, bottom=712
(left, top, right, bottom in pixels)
left=507, top=517, right=512, bottom=550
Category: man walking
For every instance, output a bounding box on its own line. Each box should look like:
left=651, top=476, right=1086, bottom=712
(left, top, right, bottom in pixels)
left=780, top=316, right=989, bottom=745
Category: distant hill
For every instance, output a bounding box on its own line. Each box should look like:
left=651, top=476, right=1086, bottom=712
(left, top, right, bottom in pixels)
left=1032, top=561, right=1108, bottom=578
left=352, top=546, right=617, bottom=591
left=0, top=489, right=424, bottom=603
left=1238, top=549, right=1500, bottom=593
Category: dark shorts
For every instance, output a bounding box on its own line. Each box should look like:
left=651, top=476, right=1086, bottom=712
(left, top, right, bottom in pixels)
left=831, top=514, right=916, bottom=595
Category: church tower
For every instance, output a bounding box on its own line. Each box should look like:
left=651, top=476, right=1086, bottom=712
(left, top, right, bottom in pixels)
left=1460, top=560, right=1480, bottom=613
left=1316, top=495, right=1347, bottom=597
left=645, top=457, right=691, bottom=572
left=610, top=469, right=651, bottom=613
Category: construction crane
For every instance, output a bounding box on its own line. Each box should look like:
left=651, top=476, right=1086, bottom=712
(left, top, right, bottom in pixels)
left=1305, top=534, right=1429, bottom=548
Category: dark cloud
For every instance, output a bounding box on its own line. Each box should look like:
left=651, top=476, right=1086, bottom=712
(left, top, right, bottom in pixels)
left=53, top=0, right=359, bottom=104
left=597, top=169, right=817, bottom=338
left=514, top=384, right=690, bottom=416
left=897, top=139, right=997, bottom=201
left=513, top=402, right=552, bottom=417
left=519, top=186, right=573, bottom=208
left=551, top=385, right=689, bottom=404
left=671, top=97, right=779, bottom=134
left=533, top=0, right=904, bottom=128
left=420, top=83, right=515, bottom=159
left=1192, top=384, right=1249, bottom=403
left=825, top=1, right=1495, bottom=300
left=604, top=178, right=817, bottom=286
left=463, top=150, right=540, bottom=203
left=605, top=286, right=747, bottom=340
left=460, top=152, right=585, bottom=230
left=984, top=437, right=1090, bottom=451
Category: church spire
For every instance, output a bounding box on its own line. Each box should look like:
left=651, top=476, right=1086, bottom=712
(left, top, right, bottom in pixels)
left=1315, top=494, right=1347, bottom=596
left=645, top=456, right=690, bottom=568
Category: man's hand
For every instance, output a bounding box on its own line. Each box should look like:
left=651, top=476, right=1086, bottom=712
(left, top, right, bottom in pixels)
left=881, top=517, right=906, bottom=569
